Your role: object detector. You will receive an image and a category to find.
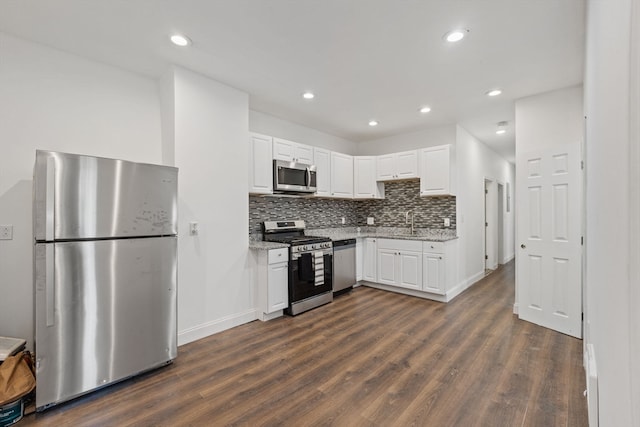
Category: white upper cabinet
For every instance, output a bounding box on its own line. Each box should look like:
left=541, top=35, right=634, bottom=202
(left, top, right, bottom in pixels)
left=376, top=150, right=419, bottom=181
left=330, top=152, right=354, bottom=198
left=249, top=133, right=273, bottom=194
left=354, top=156, right=384, bottom=199
left=420, top=145, right=456, bottom=196
left=273, top=137, right=314, bottom=165
left=314, top=147, right=331, bottom=197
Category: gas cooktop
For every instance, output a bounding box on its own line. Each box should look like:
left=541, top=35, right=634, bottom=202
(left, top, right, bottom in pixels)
left=262, top=220, right=331, bottom=246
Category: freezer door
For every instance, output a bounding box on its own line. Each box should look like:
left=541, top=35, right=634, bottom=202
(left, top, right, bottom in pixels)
left=34, top=150, right=178, bottom=241
left=34, top=237, right=177, bottom=410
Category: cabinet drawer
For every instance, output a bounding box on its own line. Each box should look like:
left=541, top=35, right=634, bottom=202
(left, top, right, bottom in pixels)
left=377, top=238, right=422, bottom=252
left=268, top=248, right=288, bottom=264
left=422, top=241, right=444, bottom=254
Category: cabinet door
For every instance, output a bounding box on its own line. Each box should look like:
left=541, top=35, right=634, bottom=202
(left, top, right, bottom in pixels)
left=356, top=238, right=363, bottom=281
left=423, top=253, right=445, bottom=294
left=330, top=152, right=354, bottom=198
left=395, top=150, right=419, bottom=179
left=376, top=154, right=396, bottom=181
left=377, top=248, right=397, bottom=285
left=273, top=138, right=295, bottom=161
left=267, top=261, right=288, bottom=312
left=420, top=145, right=453, bottom=196
left=354, top=156, right=377, bottom=198
left=294, top=144, right=314, bottom=165
left=249, top=133, right=273, bottom=194
left=314, top=148, right=331, bottom=197
left=398, top=251, right=422, bottom=290
left=363, top=238, right=377, bottom=282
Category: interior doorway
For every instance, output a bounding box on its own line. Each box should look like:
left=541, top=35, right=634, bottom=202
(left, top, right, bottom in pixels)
left=497, top=182, right=505, bottom=265
left=484, top=178, right=498, bottom=273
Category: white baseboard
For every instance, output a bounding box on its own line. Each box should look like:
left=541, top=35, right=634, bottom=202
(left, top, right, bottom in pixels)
left=502, top=253, right=515, bottom=264
left=513, top=302, right=519, bottom=314
left=585, top=343, right=599, bottom=427
left=177, top=308, right=257, bottom=346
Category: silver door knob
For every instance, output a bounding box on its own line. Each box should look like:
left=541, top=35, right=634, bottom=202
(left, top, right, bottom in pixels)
left=521, top=244, right=526, bottom=249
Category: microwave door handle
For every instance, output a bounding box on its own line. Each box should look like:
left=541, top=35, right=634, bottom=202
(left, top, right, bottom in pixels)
left=306, top=167, right=311, bottom=188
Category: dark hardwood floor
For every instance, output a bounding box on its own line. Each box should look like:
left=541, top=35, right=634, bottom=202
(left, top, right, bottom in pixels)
left=21, top=260, right=588, bottom=426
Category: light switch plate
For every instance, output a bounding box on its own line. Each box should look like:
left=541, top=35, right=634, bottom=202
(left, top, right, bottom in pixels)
left=367, top=217, right=374, bottom=225
left=189, top=222, right=198, bottom=236
left=0, top=225, right=13, bottom=240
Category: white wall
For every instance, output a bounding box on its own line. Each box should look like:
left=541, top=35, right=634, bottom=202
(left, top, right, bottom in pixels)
left=357, top=125, right=457, bottom=155
left=249, top=110, right=358, bottom=154
left=169, top=67, right=254, bottom=345
left=455, top=126, right=515, bottom=290
left=0, top=33, right=162, bottom=348
left=584, top=0, right=635, bottom=425
left=515, top=85, right=584, bottom=153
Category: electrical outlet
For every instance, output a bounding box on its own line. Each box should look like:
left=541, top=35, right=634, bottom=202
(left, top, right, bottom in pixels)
left=341, top=217, right=346, bottom=224
left=0, top=225, right=13, bottom=240
left=367, top=217, right=374, bottom=225
left=444, top=218, right=450, bottom=227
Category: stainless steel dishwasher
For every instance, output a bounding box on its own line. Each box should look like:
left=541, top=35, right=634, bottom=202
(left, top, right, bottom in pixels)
left=332, top=238, right=356, bottom=294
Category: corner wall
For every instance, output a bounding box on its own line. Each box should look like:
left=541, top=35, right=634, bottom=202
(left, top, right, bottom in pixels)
left=584, top=0, right=635, bottom=424
left=0, top=33, right=162, bottom=348
left=170, top=67, right=254, bottom=345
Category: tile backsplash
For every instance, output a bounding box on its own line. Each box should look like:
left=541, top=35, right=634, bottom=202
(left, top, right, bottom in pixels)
left=357, top=180, right=456, bottom=229
left=249, top=179, right=456, bottom=236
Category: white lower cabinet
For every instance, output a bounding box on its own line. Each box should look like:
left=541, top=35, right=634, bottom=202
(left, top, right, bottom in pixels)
left=364, top=238, right=457, bottom=301
left=422, top=252, right=445, bottom=294
left=376, top=239, right=422, bottom=291
left=254, top=247, right=289, bottom=321
left=363, top=238, right=377, bottom=282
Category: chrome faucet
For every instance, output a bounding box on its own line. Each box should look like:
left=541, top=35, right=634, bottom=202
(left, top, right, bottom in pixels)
left=405, top=211, right=415, bottom=235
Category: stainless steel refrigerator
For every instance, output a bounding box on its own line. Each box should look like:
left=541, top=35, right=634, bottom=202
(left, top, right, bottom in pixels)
left=33, top=150, right=178, bottom=411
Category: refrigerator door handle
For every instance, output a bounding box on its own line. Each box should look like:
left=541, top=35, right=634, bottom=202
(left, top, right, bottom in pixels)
left=45, top=156, right=55, bottom=241
left=45, top=244, right=55, bottom=327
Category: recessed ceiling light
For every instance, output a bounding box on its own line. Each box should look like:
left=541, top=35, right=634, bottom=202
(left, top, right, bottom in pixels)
left=486, top=89, right=502, bottom=97
left=368, top=120, right=379, bottom=127
left=444, top=29, right=467, bottom=43
left=302, top=92, right=315, bottom=100
left=170, top=34, right=191, bottom=47
left=496, top=121, right=508, bottom=134
left=419, top=106, right=432, bottom=114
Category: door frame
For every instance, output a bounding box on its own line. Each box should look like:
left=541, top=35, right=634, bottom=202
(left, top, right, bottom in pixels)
left=483, top=177, right=498, bottom=271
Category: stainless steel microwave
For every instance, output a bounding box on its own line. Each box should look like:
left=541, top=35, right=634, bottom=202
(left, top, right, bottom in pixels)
left=273, top=160, right=317, bottom=193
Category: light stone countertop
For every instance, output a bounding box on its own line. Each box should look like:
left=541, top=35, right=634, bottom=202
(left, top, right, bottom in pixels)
left=307, top=227, right=458, bottom=242
left=248, top=241, right=289, bottom=251
left=249, top=227, right=457, bottom=251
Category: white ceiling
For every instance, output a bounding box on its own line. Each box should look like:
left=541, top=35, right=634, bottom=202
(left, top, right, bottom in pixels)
left=0, top=0, right=585, bottom=163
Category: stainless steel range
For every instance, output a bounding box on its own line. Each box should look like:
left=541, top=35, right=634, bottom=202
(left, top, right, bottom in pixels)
left=263, top=220, right=333, bottom=315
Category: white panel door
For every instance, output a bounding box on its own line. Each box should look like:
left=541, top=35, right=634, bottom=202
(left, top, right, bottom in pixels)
left=377, top=249, right=397, bottom=285
left=354, top=156, right=377, bottom=198
left=376, top=154, right=396, bottom=181
left=314, top=148, right=331, bottom=197
left=423, top=253, right=445, bottom=295
left=516, top=143, right=582, bottom=338
left=363, top=238, right=377, bottom=282
left=330, top=152, right=354, bottom=198
left=294, top=144, right=314, bottom=165
left=395, top=150, right=419, bottom=179
left=267, top=261, right=288, bottom=312
left=398, top=251, right=422, bottom=290
left=249, top=133, right=273, bottom=194
left=272, top=138, right=295, bottom=161
left=420, top=146, right=451, bottom=196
